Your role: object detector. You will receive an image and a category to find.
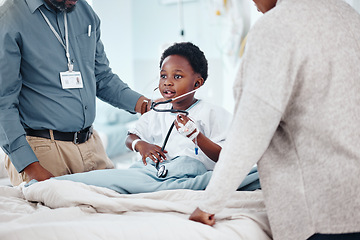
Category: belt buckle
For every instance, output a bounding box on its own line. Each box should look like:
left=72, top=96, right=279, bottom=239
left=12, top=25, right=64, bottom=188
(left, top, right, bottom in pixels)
left=87, top=126, right=93, bottom=140
left=73, top=126, right=93, bottom=144
left=73, top=131, right=79, bottom=144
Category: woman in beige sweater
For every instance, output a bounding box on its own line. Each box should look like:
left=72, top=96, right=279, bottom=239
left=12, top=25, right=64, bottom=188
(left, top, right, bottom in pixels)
left=190, top=0, right=360, bottom=239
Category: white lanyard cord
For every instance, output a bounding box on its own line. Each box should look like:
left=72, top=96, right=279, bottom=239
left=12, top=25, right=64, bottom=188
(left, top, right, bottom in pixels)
left=39, top=9, right=73, bottom=72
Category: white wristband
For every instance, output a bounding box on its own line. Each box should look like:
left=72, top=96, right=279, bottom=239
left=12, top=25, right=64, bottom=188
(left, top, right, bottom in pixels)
left=131, top=139, right=142, bottom=152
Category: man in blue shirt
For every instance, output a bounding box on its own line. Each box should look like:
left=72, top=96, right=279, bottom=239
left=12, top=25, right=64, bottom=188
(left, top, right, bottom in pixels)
left=0, top=0, right=150, bottom=185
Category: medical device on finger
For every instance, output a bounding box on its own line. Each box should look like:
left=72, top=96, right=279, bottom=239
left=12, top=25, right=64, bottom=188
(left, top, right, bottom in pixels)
left=176, top=118, right=199, bottom=141
left=151, top=89, right=199, bottom=178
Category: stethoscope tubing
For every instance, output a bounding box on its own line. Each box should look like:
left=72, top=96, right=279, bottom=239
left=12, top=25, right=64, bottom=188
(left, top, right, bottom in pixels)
left=155, top=121, right=175, bottom=171
left=150, top=89, right=196, bottom=177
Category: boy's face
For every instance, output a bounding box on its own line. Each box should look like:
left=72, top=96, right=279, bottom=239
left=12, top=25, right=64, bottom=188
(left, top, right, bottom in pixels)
left=159, top=55, right=201, bottom=104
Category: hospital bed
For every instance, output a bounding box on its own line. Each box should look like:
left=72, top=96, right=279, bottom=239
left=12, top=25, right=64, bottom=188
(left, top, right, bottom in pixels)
left=0, top=151, right=270, bottom=239
left=0, top=148, right=270, bottom=239
left=0, top=179, right=271, bottom=240
left=0, top=101, right=272, bottom=239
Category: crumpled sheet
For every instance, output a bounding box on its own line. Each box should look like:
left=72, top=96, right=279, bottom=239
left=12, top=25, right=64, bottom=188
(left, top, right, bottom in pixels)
left=0, top=179, right=272, bottom=240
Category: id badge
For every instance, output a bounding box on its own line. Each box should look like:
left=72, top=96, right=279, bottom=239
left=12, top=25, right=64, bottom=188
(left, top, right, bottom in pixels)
left=60, top=71, right=83, bottom=89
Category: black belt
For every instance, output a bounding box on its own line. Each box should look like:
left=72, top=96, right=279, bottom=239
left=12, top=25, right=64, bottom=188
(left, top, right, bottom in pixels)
left=25, top=126, right=93, bottom=144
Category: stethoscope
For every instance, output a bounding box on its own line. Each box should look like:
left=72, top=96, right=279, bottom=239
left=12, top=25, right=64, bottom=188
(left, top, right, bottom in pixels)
left=150, top=89, right=197, bottom=178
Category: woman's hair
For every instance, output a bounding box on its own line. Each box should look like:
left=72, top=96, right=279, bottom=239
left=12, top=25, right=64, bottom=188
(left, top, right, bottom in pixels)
left=159, top=42, right=208, bottom=82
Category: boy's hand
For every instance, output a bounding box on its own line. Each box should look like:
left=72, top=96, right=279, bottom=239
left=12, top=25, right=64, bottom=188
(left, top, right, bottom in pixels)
left=135, top=141, right=167, bottom=165
left=175, top=114, right=198, bottom=140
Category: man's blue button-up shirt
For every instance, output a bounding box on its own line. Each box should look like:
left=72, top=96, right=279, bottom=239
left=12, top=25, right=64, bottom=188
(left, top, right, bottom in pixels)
left=0, top=0, right=142, bottom=172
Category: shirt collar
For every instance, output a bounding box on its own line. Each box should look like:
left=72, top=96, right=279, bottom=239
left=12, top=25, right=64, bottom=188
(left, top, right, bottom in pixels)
left=25, top=0, right=53, bottom=14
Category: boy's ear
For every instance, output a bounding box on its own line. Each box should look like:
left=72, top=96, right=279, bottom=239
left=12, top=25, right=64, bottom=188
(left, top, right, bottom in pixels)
left=194, top=78, right=204, bottom=89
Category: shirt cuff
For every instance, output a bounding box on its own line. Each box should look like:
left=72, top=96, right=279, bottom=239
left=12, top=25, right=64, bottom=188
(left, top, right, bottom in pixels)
left=119, top=90, right=143, bottom=114
left=8, top=142, right=38, bottom=173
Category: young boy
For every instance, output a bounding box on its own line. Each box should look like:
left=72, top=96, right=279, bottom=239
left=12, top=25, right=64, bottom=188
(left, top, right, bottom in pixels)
left=126, top=42, right=230, bottom=171
left=28, top=42, right=246, bottom=194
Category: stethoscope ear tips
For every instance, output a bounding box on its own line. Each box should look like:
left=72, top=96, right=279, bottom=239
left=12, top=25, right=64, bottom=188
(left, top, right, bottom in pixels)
left=157, top=165, right=168, bottom=178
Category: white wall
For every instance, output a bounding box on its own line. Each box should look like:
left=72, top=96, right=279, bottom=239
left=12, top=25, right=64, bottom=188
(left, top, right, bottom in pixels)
left=92, top=0, right=242, bottom=112
left=91, top=0, right=360, bottom=113
left=132, top=0, right=227, bottom=107
left=92, top=0, right=134, bottom=87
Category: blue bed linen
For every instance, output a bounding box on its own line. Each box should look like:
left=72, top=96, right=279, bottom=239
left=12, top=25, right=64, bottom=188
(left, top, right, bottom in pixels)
left=237, top=166, right=260, bottom=191
left=54, top=156, right=211, bottom=194
left=26, top=156, right=260, bottom=193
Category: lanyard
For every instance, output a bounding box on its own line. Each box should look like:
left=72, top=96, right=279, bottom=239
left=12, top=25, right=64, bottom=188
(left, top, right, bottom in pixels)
left=39, top=9, right=73, bottom=72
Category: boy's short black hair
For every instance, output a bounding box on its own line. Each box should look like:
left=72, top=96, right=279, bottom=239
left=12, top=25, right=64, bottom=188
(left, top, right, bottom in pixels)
left=159, top=42, right=208, bottom=82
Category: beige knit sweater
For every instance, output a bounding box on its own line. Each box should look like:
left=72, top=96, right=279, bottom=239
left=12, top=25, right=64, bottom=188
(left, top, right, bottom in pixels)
left=198, top=0, right=360, bottom=239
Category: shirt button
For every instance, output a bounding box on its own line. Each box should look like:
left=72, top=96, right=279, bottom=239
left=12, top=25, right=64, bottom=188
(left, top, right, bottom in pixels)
left=71, top=59, right=75, bottom=63
left=85, top=106, right=88, bottom=110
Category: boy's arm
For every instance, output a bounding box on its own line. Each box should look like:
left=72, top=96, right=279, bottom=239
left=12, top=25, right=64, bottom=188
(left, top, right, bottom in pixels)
left=193, top=131, right=222, bottom=162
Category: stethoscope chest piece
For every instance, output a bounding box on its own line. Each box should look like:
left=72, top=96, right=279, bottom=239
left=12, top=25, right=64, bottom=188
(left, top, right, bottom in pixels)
left=157, top=165, right=168, bottom=178
left=151, top=90, right=196, bottom=179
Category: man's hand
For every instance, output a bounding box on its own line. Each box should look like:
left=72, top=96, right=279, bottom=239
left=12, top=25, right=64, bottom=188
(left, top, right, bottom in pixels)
left=189, top=207, right=216, bottom=226
left=135, top=96, right=151, bottom=115
left=24, top=162, right=54, bottom=182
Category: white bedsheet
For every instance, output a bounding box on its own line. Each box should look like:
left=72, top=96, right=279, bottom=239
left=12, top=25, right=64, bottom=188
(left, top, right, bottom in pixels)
left=0, top=179, right=272, bottom=240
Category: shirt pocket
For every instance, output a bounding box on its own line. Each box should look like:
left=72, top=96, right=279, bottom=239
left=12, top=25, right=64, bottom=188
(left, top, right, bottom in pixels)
left=76, top=32, right=96, bottom=64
